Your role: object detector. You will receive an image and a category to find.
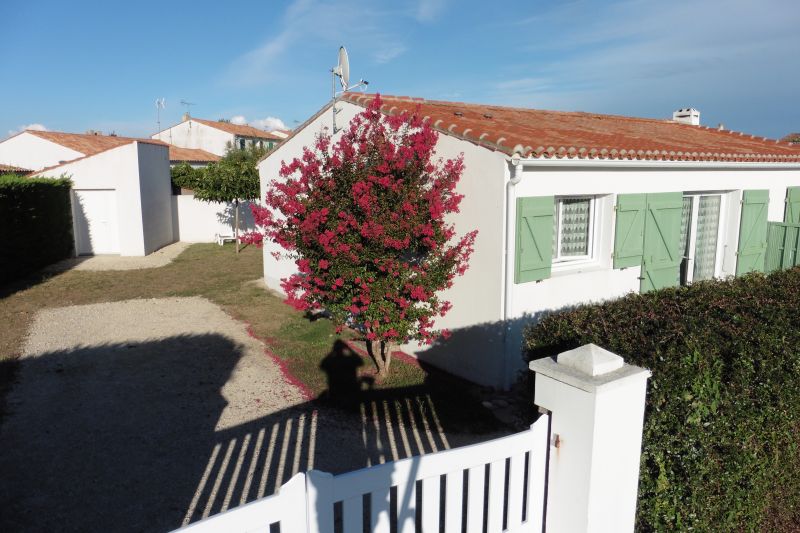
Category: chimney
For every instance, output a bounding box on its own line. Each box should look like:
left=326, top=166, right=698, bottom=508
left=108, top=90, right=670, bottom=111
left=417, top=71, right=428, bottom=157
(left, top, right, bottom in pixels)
left=182, top=112, right=191, bottom=122
left=673, top=108, right=700, bottom=126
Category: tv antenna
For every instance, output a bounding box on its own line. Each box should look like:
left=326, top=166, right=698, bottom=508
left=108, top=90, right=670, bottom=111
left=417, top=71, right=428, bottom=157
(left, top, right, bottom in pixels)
left=331, top=46, right=368, bottom=133
left=180, top=99, right=196, bottom=118
left=155, top=98, right=166, bottom=137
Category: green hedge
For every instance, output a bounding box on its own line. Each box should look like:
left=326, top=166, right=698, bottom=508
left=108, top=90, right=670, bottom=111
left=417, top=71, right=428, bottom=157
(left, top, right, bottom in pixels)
left=524, top=270, right=800, bottom=531
left=0, top=174, right=74, bottom=283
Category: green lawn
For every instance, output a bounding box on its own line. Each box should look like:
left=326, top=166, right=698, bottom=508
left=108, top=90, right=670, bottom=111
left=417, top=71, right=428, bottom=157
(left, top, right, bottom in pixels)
left=0, top=244, right=499, bottom=433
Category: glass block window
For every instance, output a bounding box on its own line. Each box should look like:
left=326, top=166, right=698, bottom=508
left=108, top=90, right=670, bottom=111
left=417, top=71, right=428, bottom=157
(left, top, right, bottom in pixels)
left=692, top=195, right=721, bottom=281
left=553, top=197, right=594, bottom=261
left=680, top=196, right=693, bottom=258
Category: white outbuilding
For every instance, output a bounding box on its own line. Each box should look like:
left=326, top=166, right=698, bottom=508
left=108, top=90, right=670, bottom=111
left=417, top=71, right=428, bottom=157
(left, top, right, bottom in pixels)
left=258, top=94, right=800, bottom=389
left=0, top=130, right=175, bottom=256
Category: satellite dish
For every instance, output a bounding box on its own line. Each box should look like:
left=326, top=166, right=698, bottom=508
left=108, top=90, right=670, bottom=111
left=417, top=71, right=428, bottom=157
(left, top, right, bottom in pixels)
left=335, top=46, right=350, bottom=91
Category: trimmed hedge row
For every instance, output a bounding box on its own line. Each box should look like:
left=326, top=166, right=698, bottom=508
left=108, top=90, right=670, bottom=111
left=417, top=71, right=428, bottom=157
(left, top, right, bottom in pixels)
left=0, top=174, right=74, bottom=283
left=524, top=270, right=800, bottom=531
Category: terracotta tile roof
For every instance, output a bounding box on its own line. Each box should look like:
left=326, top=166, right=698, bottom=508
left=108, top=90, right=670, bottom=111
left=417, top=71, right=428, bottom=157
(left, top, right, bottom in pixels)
left=26, top=130, right=166, bottom=157
left=0, top=163, right=31, bottom=173
left=168, top=145, right=220, bottom=163
left=190, top=118, right=285, bottom=141
left=341, top=93, right=800, bottom=163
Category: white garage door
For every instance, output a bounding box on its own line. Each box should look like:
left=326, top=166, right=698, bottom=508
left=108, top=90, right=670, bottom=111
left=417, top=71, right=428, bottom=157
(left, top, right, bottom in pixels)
left=73, top=190, right=119, bottom=255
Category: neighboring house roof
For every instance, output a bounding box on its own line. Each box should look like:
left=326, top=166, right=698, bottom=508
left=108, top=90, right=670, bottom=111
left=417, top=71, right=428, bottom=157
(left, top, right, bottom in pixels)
left=26, top=130, right=165, bottom=157
left=189, top=118, right=286, bottom=141
left=168, top=145, right=220, bottom=163
left=0, top=163, right=31, bottom=173
left=782, top=133, right=800, bottom=144
left=30, top=133, right=168, bottom=177
left=336, top=93, right=800, bottom=163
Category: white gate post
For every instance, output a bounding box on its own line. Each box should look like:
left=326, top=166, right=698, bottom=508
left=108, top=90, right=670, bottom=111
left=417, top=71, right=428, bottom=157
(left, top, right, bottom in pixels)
left=529, top=344, right=651, bottom=533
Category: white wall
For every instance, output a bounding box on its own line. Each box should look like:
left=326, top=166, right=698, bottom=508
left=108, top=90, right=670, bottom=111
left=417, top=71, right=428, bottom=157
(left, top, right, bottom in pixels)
left=152, top=121, right=233, bottom=156
left=36, top=142, right=175, bottom=257
left=172, top=195, right=256, bottom=242
left=137, top=142, right=175, bottom=254
left=0, top=132, right=83, bottom=171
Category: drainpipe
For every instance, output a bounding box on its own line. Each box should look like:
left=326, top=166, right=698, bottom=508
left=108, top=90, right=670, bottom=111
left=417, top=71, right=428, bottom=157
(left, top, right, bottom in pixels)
left=502, top=152, right=523, bottom=389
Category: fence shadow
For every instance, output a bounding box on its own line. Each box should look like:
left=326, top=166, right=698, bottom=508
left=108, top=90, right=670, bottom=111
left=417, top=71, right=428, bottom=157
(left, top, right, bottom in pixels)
left=0, top=333, right=507, bottom=532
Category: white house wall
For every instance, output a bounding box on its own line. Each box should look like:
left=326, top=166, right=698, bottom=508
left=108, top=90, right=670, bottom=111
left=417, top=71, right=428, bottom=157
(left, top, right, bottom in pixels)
left=498, top=165, right=800, bottom=384
left=404, top=132, right=508, bottom=387
left=136, top=142, right=175, bottom=255
left=152, top=121, right=233, bottom=156
left=172, top=195, right=256, bottom=242
left=0, top=132, right=83, bottom=171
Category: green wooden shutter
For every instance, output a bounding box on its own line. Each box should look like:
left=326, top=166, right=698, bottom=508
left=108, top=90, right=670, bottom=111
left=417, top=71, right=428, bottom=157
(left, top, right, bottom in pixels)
left=613, top=194, right=646, bottom=268
left=736, top=190, right=770, bottom=275
left=640, top=192, right=683, bottom=292
left=785, top=186, right=800, bottom=224
left=515, top=196, right=554, bottom=283
left=765, top=222, right=800, bottom=272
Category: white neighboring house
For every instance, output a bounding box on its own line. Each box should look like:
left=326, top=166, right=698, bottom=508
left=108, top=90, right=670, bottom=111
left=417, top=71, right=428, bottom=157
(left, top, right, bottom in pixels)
left=153, top=115, right=287, bottom=156
left=0, top=130, right=174, bottom=256
left=258, top=94, right=800, bottom=389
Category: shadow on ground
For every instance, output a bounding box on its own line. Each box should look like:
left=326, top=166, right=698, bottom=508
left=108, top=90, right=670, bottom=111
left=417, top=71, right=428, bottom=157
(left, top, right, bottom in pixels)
left=0, top=335, right=508, bottom=532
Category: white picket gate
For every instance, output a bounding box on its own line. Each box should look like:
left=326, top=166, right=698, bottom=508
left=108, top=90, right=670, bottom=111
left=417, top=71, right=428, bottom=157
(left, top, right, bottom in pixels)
left=179, top=415, right=550, bottom=533
left=178, top=345, right=652, bottom=533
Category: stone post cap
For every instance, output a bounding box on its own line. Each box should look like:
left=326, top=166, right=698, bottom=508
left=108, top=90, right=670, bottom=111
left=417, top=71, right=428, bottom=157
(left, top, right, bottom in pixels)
left=529, top=343, right=651, bottom=393
left=557, top=343, right=623, bottom=376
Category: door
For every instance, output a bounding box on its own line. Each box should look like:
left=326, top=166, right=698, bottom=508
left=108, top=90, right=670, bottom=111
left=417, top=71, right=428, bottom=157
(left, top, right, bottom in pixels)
left=72, top=190, right=119, bottom=255
left=641, top=192, right=683, bottom=292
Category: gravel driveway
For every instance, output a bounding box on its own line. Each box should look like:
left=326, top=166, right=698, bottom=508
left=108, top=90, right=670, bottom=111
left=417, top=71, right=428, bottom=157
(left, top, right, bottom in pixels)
left=0, top=296, right=493, bottom=532
left=0, top=297, right=306, bottom=532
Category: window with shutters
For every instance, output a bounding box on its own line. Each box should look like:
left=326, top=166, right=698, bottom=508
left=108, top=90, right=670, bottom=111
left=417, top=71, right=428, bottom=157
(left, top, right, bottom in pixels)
left=552, top=196, right=596, bottom=263
left=679, top=192, right=725, bottom=284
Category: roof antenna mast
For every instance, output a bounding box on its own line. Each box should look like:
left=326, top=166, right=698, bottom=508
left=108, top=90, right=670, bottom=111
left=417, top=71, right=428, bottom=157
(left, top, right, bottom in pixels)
left=331, top=46, right=368, bottom=133
left=180, top=99, right=196, bottom=119
left=155, top=98, right=166, bottom=139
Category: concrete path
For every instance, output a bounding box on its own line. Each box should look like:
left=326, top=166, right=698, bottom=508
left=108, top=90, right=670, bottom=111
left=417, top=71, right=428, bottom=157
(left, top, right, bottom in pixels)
left=45, top=241, right=190, bottom=272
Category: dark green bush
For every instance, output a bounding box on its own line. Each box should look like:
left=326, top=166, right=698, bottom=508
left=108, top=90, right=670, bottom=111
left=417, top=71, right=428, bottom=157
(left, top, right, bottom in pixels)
left=170, top=162, right=205, bottom=192
left=524, top=270, right=800, bottom=532
left=0, top=174, right=74, bottom=283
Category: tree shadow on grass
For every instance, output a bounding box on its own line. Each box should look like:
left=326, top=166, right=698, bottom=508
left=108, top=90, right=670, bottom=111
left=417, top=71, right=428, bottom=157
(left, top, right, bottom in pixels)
left=0, top=334, right=510, bottom=533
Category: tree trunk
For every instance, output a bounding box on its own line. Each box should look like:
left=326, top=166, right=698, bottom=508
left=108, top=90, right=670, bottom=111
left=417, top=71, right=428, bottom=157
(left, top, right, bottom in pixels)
left=366, top=339, right=393, bottom=377
left=234, top=199, right=240, bottom=254
left=382, top=341, right=393, bottom=376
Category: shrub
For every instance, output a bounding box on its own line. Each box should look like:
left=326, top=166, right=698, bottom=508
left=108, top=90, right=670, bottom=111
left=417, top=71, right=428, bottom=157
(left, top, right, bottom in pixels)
left=248, top=95, right=477, bottom=376
left=170, top=162, right=204, bottom=191
left=0, top=174, right=74, bottom=283
left=524, top=270, right=800, bottom=531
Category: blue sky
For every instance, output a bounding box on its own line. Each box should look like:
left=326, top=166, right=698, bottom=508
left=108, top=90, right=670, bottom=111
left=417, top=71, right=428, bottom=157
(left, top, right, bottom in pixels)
left=2, top=0, right=799, bottom=139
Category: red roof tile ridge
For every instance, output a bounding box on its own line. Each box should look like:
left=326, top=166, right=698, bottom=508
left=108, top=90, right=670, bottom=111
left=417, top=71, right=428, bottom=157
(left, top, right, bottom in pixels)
left=339, top=92, right=800, bottom=163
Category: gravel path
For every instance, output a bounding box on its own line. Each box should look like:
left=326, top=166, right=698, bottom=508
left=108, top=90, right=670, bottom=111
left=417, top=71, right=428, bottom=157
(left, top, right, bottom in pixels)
left=45, top=241, right=190, bottom=272
left=0, top=296, right=503, bottom=532
left=0, top=297, right=305, bottom=532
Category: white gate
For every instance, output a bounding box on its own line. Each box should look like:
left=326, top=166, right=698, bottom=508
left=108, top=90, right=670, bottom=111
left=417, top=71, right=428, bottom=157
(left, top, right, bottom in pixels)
left=180, top=415, right=550, bottom=533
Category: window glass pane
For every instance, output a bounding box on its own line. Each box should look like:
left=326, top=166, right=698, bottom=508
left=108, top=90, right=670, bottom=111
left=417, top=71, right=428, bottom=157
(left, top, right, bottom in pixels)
left=559, top=198, right=591, bottom=257
left=693, top=195, right=721, bottom=281
left=552, top=202, right=559, bottom=258
left=680, top=197, right=693, bottom=258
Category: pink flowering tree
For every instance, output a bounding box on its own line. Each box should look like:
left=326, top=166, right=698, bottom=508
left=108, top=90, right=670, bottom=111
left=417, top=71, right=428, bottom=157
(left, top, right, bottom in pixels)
left=248, top=95, right=477, bottom=377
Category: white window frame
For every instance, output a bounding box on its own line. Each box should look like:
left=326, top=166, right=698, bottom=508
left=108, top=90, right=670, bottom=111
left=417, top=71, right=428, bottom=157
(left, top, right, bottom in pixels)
left=552, top=195, right=598, bottom=266
left=681, top=191, right=728, bottom=284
